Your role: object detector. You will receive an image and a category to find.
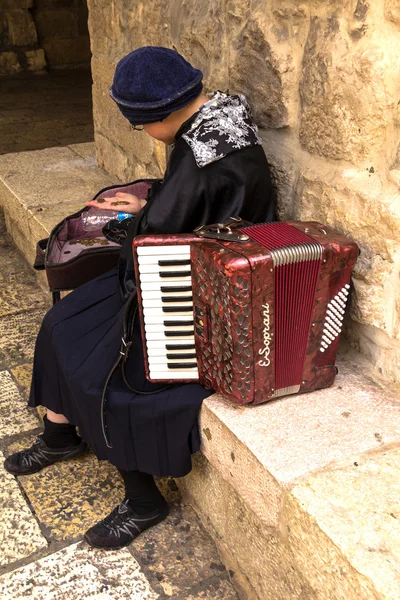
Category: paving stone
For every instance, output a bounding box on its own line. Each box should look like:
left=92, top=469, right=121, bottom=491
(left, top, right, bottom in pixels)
left=6, top=438, right=124, bottom=542
left=154, top=475, right=182, bottom=505
left=10, top=362, right=32, bottom=398
left=0, top=309, right=47, bottom=367
left=133, top=503, right=230, bottom=597
left=0, top=279, right=48, bottom=317
left=0, top=541, right=159, bottom=599
left=0, top=370, right=39, bottom=438
left=0, top=450, right=47, bottom=567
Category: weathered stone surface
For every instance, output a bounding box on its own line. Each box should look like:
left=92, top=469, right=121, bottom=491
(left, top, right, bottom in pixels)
left=229, top=10, right=290, bottom=128
left=91, top=55, right=166, bottom=181
left=5, top=438, right=123, bottom=542
left=133, top=502, right=230, bottom=597
left=0, top=51, right=20, bottom=76
left=178, top=454, right=316, bottom=600
left=0, top=370, right=39, bottom=438
left=0, top=451, right=47, bottom=567
left=299, top=12, right=399, bottom=167
left=344, top=320, right=400, bottom=385
left=0, top=541, right=159, bottom=599
left=170, top=0, right=228, bottom=92
left=5, top=9, right=37, bottom=46
left=42, top=36, right=91, bottom=67
left=34, top=9, right=78, bottom=40
left=287, top=447, right=400, bottom=599
left=197, top=356, right=400, bottom=529
left=0, top=145, right=114, bottom=266
left=10, top=362, right=33, bottom=399
left=385, top=0, right=400, bottom=25
left=0, top=309, right=46, bottom=367
left=180, top=578, right=239, bottom=600
left=24, top=48, right=46, bottom=71
left=68, top=141, right=96, bottom=160
left=0, top=275, right=48, bottom=318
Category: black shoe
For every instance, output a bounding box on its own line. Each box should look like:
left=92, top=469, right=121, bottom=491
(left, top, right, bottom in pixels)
left=84, top=499, right=169, bottom=550
left=4, top=435, right=87, bottom=475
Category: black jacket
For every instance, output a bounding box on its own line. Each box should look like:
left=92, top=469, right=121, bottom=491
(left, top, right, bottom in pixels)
left=118, top=113, right=276, bottom=298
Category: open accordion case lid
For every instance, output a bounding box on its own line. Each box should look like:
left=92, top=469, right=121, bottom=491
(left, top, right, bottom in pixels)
left=33, top=180, right=155, bottom=299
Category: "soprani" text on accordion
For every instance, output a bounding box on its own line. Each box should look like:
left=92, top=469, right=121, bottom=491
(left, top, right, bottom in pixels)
left=132, top=219, right=359, bottom=405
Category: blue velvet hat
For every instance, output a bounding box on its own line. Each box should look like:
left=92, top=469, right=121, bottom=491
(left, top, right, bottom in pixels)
left=110, top=46, right=203, bottom=125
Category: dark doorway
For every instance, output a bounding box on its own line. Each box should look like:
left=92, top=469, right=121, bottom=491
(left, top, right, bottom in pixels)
left=0, top=0, right=93, bottom=154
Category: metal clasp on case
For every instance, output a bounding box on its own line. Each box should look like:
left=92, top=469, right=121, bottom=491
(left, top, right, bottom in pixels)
left=194, top=216, right=250, bottom=242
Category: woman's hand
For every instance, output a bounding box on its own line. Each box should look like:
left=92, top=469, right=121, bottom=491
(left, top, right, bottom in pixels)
left=85, top=192, right=147, bottom=215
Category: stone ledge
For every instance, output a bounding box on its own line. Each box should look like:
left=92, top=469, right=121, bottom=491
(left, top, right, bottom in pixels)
left=177, top=351, right=400, bottom=599
left=0, top=143, right=115, bottom=291
left=1, top=144, right=400, bottom=599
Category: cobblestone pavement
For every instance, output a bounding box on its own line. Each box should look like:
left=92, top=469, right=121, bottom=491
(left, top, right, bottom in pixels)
left=0, top=69, right=93, bottom=155
left=0, top=212, right=239, bottom=600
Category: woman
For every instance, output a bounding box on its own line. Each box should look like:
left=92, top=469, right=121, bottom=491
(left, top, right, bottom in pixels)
left=4, top=46, right=276, bottom=549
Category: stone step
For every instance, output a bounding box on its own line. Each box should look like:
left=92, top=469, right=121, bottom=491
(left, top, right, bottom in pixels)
left=1, top=144, right=400, bottom=600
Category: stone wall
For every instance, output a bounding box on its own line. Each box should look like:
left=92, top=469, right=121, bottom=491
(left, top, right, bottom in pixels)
left=33, top=0, right=90, bottom=69
left=0, top=0, right=90, bottom=75
left=0, top=0, right=46, bottom=75
left=87, top=0, right=400, bottom=384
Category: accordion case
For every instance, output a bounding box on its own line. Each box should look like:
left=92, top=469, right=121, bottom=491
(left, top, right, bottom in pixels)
left=34, top=180, right=154, bottom=294
left=133, top=220, right=359, bottom=405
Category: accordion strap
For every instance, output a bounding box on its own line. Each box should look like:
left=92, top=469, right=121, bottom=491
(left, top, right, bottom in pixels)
left=100, top=289, right=171, bottom=448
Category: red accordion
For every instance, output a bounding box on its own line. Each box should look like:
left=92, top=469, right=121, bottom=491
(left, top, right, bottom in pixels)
left=132, top=220, right=358, bottom=405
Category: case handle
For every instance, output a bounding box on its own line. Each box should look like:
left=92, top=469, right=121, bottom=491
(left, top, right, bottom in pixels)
left=33, top=238, right=48, bottom=271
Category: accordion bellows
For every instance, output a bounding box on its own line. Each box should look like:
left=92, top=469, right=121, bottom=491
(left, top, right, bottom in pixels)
left=133, top=221, right=359, bottom=405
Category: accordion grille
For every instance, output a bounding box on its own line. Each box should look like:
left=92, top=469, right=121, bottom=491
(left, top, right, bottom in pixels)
left=242, top=222, right=322, bottom=391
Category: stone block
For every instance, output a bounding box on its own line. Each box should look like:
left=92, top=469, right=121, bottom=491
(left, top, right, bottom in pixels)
left=345, top=321, right=400, bottom=384
left=34, top=9, right=78, bottom=40
left=6, top=9, right=37, bottom=46
left=0, top=541, right=159, bottom=599
left=95, top=131, right=164, bottom=182
left=286, top=447, right=400, bottom=599
left=0, top=451, right=47, bottom=567
left=0, top=51, right=20, bottom=76
left=178, top=454, right=315, bottom=600
left=24, top=48, right=46, bottom=71
left=385, top=0, right=400, bottom=25
left=229, top=11, right=289, bottom=128
left=91, top=55, right=166, bottom=180
left=196, top=356, right=400, bottom=530
left=42, top=35, right=91, bottom=67
left=299, top=14, right=398, bottom=167
left=170, top=0, right=228, bottom=91
left=0, top=145, right=114, bottom=268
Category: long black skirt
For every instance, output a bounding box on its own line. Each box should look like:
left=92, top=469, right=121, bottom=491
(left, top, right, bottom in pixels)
left=28, top=267, right=212, bottom=477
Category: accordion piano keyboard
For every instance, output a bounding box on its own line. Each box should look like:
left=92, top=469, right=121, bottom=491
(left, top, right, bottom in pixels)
left=136, top=244, right=199, bottom=380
